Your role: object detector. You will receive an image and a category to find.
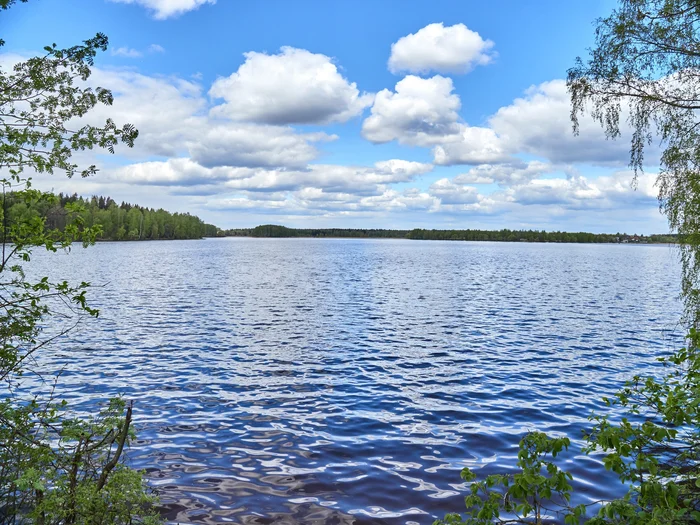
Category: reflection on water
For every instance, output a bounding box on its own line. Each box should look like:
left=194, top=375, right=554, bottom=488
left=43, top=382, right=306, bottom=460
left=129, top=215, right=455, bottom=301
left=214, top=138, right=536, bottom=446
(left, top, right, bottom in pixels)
left=25, top=238, right=682, bottom=524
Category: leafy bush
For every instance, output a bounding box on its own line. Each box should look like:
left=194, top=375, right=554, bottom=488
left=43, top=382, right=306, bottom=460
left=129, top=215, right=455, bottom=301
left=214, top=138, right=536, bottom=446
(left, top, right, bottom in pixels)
left=0, top=186, right=162, bottom=524
left=437, top=432, right=577, bottom=525
left=437, top=331, right=700, bottom=524
left=0, top=3, right=160, bottom=522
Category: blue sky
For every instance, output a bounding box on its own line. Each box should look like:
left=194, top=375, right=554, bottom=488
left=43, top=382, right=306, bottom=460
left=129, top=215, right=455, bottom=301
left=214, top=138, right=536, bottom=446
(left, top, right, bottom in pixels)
left=2, top=0, right=669, bottom=233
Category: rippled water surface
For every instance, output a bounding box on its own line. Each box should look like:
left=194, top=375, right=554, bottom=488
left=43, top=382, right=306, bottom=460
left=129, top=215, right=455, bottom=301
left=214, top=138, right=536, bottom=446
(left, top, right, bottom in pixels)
left=27, top=238, right=683, bottom=524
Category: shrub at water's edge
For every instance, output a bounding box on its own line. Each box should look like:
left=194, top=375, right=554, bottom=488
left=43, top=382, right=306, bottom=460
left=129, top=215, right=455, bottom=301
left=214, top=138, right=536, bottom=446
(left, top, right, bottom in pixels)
left=436, top=332, right=700, bottom=524
left=1, top=2, right=162, bottom=522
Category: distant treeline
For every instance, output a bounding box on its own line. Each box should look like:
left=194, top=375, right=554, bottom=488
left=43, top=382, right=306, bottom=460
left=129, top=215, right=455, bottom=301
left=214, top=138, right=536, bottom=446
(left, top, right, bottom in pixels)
left=405, top=229, right=676, bottom=244
left=226, top=225, right=411, bottom=238
left=221, top=224, right=677, bottom=244
left=4, top=192, right=219, bottom=241
left=6, top=196, right=675, bottom=244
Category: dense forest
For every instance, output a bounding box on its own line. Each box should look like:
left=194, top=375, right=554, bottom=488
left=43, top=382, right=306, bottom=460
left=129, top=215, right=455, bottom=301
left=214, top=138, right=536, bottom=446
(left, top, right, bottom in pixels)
left=3, top=192, right=220, bottom=241
left=228, top=224, right=676, bottom=244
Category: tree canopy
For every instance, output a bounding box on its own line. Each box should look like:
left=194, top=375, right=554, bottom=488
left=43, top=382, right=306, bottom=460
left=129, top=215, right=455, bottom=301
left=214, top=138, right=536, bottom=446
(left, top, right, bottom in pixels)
left=568, top=0, right=700, bottom=322
left=0, top=35, right=137, bottom=179
left=5, top=192, right=221, bottom=241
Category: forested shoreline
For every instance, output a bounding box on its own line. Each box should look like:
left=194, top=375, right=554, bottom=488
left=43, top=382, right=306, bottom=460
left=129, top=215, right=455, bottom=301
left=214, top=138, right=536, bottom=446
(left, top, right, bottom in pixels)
left=4, top=192, right=219, bottom=241
left=8, top=194, right=676, bottom=245
left=223, top=224, right=676, bottom=244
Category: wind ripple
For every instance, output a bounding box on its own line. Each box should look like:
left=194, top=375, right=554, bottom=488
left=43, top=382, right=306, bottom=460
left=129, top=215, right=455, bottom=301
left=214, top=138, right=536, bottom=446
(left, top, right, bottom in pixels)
left=22, top=238, right=683, bottom=524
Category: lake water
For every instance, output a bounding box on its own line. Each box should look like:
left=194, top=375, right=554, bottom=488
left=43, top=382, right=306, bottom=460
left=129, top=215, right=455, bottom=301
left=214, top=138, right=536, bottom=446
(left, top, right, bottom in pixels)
left=26, top=238, right=683, bottom=524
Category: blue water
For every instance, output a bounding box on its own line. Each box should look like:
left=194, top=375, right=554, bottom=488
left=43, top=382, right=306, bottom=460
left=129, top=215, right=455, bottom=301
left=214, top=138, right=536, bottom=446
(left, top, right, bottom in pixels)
left=26, top=238, right=683, bottom=524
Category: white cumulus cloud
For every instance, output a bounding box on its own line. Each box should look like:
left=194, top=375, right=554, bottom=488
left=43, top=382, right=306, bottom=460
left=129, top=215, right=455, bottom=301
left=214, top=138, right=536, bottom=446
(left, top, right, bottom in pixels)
left=188, top=125, right=336, bottom=169
left=76, top=68, right=334, bottom=170
left=108, top=158, right=431, bottom=198
left=453, top=161, right=554, bottom=186
left=429, top=178, right=480, bottom=204
left=373, top=159, right=433, bottom=176
left=429, top=80, right=650, bottom=167
left=433, top=125, right=511, bottom=165
left=503, top=171, right=658, bottom=210
left=209, top=47, right=373, bottom=125
left=489, top=80, right=640, bottom=166
left=362, top=75, right=462, bottom=145
left=388, top=23, right=495, bottom=75
left=112, top=158, right=240, bottom=186
left=358, top=188, right=439, bottom=211
left=221, top=162, right=431, bottom=194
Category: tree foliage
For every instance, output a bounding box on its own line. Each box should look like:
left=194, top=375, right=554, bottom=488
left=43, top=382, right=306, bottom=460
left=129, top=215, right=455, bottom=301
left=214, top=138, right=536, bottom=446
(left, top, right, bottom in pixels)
left=1, top=2, right=160, bottom=522
left=3, top=191, right=220, bottom=241
left=567, top=0, right=700, bottom=323
left=0, top=0, right=27, bottom=10
left=582, top=330, right=700, bottom=524
left=0, top=186, right=161, bottom=524
left=405, top=229, right=673, bottom=243
left=437, top=433, right=578, bottom=525
left=0, top=35, right=138, bottom=179
left=437, top=333, right=700, bottom=524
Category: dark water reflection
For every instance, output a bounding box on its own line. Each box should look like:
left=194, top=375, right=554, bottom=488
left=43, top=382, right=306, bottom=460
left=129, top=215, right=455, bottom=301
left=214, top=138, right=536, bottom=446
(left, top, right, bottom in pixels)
left=25, top=238, right=683, bottom=524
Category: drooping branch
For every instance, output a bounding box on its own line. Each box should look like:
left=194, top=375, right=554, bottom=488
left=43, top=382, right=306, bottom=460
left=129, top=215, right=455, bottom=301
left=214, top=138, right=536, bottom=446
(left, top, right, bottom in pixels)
left=568, top=0, right=700, bottom=323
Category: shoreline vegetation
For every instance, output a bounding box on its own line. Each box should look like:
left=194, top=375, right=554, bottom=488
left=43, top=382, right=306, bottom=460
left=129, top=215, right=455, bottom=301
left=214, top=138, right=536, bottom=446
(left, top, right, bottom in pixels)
left=5, top=192, right=220, bottom=241
left=24, top=195, right=676, bottom=244
left=18, top=194, right=675, bottom=244
left=217, top=224, right=676, bottom=244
